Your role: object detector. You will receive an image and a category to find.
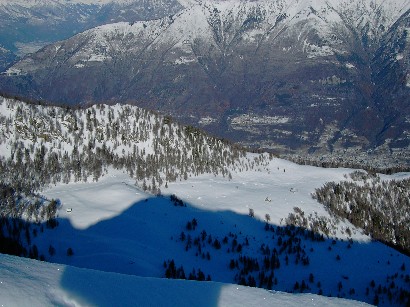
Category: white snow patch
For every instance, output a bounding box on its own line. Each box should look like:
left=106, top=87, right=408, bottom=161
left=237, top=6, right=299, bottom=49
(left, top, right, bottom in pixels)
left=231, top=114, right=290, bottom=126
left=242, top=29, right=265, bottom=42
left=198, top=116, right=217, bottom=125
left=44, top=169, right=144, bottom=229
left=174, top=56, right=197, bottom=65
left=176, top=0, right=197, bottom=9
left=88, top=54, right=111, bottom=62
left=303, top=40, right=334, bottom=58
left=3, top=67, right=24, bottom=76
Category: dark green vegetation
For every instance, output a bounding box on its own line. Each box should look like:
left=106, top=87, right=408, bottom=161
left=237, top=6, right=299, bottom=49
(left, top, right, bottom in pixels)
left=0, top=183, right=58, bottom=260
left=313, top=171, right=410, bottom=256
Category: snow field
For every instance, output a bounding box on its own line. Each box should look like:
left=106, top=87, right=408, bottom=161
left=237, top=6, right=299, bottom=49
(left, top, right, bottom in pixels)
left=35, top=159, right=410, bottom=305
left=0, top=253, right=371, bottom=307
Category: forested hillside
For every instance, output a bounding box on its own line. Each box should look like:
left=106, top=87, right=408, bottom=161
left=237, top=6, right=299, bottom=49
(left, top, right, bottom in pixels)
left=0, top=96, right=271, bottom=219
left=313, top=171, right=410, bottom=255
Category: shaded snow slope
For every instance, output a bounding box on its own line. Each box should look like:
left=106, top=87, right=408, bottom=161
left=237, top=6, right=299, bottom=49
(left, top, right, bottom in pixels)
left=0, top=253, right=371, bottom=307
left=34, top=165, right=410, bottom=305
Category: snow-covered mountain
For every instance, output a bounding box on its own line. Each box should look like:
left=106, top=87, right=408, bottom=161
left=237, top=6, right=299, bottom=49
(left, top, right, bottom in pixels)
left=1, top=0, right=409, bottom=168
left=0, top=0, right=182, bottom=69
left=0, top=96, right=409, bottom=306
left=0, top=95, right=257, bottom=195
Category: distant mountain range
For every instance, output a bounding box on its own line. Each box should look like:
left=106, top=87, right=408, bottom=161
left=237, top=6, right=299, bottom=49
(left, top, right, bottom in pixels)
left=0, top=0, right=409, bottom=166
left=0, top=0, right=182, bottom=67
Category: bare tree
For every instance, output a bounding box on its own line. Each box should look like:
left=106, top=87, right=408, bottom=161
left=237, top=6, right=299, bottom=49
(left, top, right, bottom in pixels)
left=249, top=208, right=254, bottom=218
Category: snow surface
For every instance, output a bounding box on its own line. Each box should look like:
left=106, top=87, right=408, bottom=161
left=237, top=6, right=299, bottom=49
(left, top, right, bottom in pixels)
left=231, top=114, right=290, bottom=126
left=6, top=0, right=410, bottom=74
left=0, top=253, right=370, bottom=307
left=44, top=158, right=364, bottom=239
left=33, top=158, right=410, bottom=305
left=1, top=97, right=409, bottom=305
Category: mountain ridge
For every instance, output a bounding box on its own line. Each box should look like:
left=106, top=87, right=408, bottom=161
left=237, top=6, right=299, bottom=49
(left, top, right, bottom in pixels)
left=0, top=0, right=182, bottom=68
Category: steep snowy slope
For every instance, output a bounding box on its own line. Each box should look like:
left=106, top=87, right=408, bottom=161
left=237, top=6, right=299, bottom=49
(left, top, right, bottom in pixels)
left=1, top=0, right=409, bottom=167
left=0, top=0, right=136, bottom=5
left=331, top=0, right=410, bottom=48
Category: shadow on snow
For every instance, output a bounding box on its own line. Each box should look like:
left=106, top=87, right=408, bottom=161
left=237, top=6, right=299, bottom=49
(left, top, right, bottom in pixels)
left=8, top=194, right=409, bottom=306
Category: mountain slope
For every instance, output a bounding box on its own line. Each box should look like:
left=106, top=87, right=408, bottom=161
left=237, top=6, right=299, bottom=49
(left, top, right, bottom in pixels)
left=371, top=10, right=410, bottom=148
left=1, top=0, right=409, bottom=167
left=0, top=95, right=259, bottom=195
left=0, top=0, right=182, bottom=70
left=0, top=96, right=409, bottom=306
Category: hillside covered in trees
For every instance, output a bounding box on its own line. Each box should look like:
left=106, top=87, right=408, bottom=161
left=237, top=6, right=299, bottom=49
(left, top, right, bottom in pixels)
left=0, top=95, right=270, bottom=262
left=0, top=95, right=271, bottom=203
left=313, top=171, right=410, bottom=255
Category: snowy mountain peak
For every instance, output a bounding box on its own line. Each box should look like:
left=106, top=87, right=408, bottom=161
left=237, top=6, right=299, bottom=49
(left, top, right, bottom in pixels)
left=0, top=0, right=135, bottom=7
